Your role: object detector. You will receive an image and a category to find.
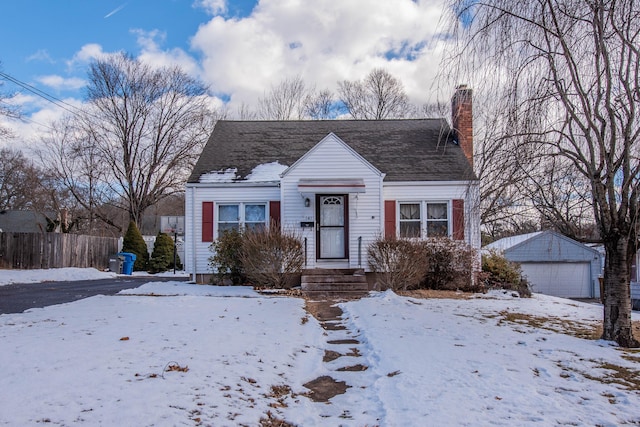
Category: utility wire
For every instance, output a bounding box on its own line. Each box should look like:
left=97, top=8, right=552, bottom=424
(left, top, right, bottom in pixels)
left=0, top=70, right=88, bottom=119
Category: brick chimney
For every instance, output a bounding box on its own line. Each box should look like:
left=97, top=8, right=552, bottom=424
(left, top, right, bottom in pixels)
left=451, top=85, right=473, bottom=169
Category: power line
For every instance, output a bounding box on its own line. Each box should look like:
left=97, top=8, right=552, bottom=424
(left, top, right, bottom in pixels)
left=0, top=71, right=87, bottom=119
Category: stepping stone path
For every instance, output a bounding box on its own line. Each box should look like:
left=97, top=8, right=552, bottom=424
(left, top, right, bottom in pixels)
left=302, top=297, right=369, bottom=403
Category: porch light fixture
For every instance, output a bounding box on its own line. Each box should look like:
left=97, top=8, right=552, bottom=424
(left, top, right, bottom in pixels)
left=304, top=197, right=310, bottom=207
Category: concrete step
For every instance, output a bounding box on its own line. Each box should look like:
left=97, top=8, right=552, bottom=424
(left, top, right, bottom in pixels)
left=302, top=282, right=369, bottom=291
left=301, top=268, right=368, bottom=293
left=303, top=290, right=369, bottom=299
left=301, top=275, right=367, bottom=284
left=303, top=268, right=365, bottom=276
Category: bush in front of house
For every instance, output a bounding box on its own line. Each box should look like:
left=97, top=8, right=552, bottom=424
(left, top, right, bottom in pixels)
left=208, top=228, right=245, bottom=285
left=368, top=236, right=429, bottom=291
left=149, top=231, right=182, bottom=273
left=121, top=220, right=149, bottom=271
left=481, top=250, right=531, bottom=297
left=240, top=223, right=304, bottom=289
left=420, top=238, right=481, bottom=292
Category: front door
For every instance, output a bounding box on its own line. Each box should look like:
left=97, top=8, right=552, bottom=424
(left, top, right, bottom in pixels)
left=317, top=195, right=348, bottom=259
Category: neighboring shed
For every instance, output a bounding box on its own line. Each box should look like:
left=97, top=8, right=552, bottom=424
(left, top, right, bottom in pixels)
left=484, top=230, right=602, bottom=299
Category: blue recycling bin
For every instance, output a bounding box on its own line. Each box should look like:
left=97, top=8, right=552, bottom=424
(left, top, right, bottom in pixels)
left=118, top=252, right=137, bottom=275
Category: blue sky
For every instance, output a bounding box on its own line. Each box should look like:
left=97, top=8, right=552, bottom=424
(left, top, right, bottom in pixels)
left=1, top=1, right=254, bottom=97
left=0, top=0, right=455, bottom=144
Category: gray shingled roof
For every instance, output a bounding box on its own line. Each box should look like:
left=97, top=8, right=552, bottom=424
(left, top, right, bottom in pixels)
left=187, top=119, right=477, bottom=183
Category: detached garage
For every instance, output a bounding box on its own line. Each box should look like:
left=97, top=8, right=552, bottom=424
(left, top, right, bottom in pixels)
left=484, top=231, right=602, bottom=299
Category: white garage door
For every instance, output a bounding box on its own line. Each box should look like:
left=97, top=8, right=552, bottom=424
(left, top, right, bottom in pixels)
left=520, top=262, right=592, bottom=298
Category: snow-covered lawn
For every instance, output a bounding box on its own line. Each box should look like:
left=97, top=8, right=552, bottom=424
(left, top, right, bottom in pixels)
left=0, top=269, right=639, bottom=426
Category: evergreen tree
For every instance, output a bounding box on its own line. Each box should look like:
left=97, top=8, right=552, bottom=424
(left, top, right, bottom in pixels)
left=150, top=232, right=181, bottom=273
left=121, top=221, right=149, bottom=271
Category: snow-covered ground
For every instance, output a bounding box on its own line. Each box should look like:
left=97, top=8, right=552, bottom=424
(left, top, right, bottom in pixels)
left=0, top=268, right=639, bottom=426
left=0, top=267, right=188, bottom=286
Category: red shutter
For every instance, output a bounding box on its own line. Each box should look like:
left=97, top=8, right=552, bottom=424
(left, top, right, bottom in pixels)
left=202, top=202, right=214, bottom=242
left=452, top=199, right=465, bottom=240
left=384, top=200, right=396, bottom=238
left=269, top=201, right=281, bottom=230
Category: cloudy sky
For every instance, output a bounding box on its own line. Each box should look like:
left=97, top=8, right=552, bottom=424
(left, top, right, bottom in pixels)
left=0, top=0, right=458, bottom=146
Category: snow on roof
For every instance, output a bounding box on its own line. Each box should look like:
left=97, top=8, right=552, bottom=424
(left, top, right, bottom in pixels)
left=244, top=161, right=288, bottom=182
left=198, top=162, right=288, bottom=183
left=484, top=231, right=543, bottom=252
left=199, top=168, right=238, bottom=183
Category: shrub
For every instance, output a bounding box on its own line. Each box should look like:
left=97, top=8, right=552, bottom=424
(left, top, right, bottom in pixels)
left=121, top=221, right=149, bottom=271
left=209, top=228, right=245, bottom=285
left=240, top=223, right=304, bottom=289
left=149, top=232, right=182, bottom=273
left=368, top=236, right=428, bottom=291
left=481, top=250, right=531, bottom=297
left=420, top=238, right=481, bottom=293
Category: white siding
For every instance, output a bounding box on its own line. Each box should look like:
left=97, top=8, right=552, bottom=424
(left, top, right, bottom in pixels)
left=185, top=134, right=482, bottom=278
left=383, top=181, right=481, bottom=249
left=281, top=133, right=384, bottom=270
left=185, top=184, right=280, bottom=278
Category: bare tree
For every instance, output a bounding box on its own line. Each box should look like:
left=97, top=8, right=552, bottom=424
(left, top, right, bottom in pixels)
left=235, top=102, right=258, bottom=120
left=74, top=53, right=215, bottom=227
left=257, top=75, right=310, bottom=120
left=338, top=68, right=412, bottom=119
left=37, top=116, right=120, bottom=234
left=0, top=148, right=43, bottom=210
left=446, top=0, right=640, bottom=346
left=305, top=89, right=335, bottom=120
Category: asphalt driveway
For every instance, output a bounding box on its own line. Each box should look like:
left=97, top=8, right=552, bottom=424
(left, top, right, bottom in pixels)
left=0, top=275, right=189, bottom=314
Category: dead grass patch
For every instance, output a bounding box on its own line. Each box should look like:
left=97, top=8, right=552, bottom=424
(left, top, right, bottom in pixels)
left=397, top=289, right=472, bottom=299
left=259, top=410, right=297, bottom=427
left=558, top=360, right=640, bottom=392
left=583, top=362, right=640, bottom=391
left=496, top=311, right=601, bottom=339
left=496, top=311, right=640, bottom=343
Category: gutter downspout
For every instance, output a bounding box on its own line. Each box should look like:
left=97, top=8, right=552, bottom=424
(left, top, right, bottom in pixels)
left=190, top=186, right=197, bottom=283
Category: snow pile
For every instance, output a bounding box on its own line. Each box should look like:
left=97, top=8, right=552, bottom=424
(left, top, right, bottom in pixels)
left=0, top=279, right=638, bottom=425
left=0, top=267, right=116, bottom=286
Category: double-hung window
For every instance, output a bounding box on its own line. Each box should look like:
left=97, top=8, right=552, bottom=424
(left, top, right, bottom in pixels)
left=425, top=203, right=448, bottom=237
left=399, top=203, right=421, bottom=238
left=217, top=203, right=266, bottom=237
left=398, top=201, right=449, bottom=238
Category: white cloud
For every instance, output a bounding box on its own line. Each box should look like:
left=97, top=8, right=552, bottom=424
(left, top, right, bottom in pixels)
left=191, top=0, right=453, bottom=110
left=36, top=75, right=86, bottom=91
left=68, top=43, right=110, bottom=67
left=193, top=0, right=227, bottom=15
left=26, top=49, right=55, bottom=64
left=0, top=94, right=85, bottom=150
left=132, top=29, right=202, bottom=78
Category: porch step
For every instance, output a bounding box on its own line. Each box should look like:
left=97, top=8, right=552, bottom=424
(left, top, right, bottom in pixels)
left=301, top=269, right=369, bottom=293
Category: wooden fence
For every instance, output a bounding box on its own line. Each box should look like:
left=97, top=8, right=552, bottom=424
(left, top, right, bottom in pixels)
left=0, top=232, right=119, bottom=270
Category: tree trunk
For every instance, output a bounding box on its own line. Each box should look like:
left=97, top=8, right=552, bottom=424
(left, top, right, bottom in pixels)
left=602, top=237, right=638, bottom=347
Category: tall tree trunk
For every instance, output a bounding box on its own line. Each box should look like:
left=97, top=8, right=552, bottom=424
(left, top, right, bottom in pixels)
left=602, top=237, right=638, bottom=347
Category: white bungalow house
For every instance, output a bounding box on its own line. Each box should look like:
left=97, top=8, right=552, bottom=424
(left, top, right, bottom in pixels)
left=184, top=86, right=480, bottom=285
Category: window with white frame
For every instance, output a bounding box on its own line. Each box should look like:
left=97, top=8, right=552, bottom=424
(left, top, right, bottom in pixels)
left=426, top=202, right=448, bottom=237
left=398, top=201, right=449, bottom=238
left=217, top=203, right=267, bottom=236
left=399, top=203, right=421, bottom=238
